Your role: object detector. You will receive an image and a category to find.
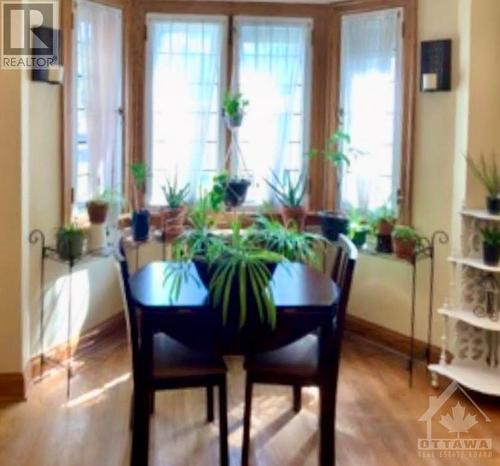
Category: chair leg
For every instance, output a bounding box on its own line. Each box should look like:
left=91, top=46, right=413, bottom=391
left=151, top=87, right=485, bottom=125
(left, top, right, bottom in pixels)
left=206, top=385, right=215, bottom=423
left=293, top=385, right=302, bottom=413
left=241, top=377, right=253, bottom=466
left=150, top=391, right=155, bottom=415
left=218, top=378, right=229, bottom=466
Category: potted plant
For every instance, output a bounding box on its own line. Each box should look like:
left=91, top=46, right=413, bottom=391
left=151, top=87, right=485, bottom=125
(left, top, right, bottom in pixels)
left=308, top=111, right=360, bottom=240
left=481, top=227, right=500, bottom=266
left=56, top=224, right=85, bottom=261
left=161, top=179, right=190, bottom=239
left=248, top=216, right=326, bottom=268
left=86, top=195, right=109, bottom=224
left=347, top=209, right=370, bottom=248
left=265, top=170, right=307, bottom=230
left=210, top=171, right=251, bottom=210
left=392, top=225, right=422, bottom=261
left=465, top=153, right=500, bottom=214
left=223, top=92, right=249, bottom=128
left=372, top=205, right=397, bottom=253
left=130, top=162, right=150, bottom=241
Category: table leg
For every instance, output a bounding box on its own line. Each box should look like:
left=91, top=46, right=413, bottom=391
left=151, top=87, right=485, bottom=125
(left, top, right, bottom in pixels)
left=131, top=317, right=153, bottom=466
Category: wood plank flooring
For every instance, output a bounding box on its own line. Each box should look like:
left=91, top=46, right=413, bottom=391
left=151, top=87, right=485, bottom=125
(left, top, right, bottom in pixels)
left=1, top=327, right=500, bottom=466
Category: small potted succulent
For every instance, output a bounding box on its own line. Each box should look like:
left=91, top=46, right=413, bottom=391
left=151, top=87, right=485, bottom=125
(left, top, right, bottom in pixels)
left=86, top=195, right=109, bottom=224
left=210, top=171, right=250, bottom=210
left=481, top=227, right=500, bottom=266
left=392, top=225, right=421, bottom=261
left=466, top=153, right=500, bottom=214
left=308, top=111, right=361, bottom=240
left=223, top=92, right=249, bottom=128
left=265, top=170, right=307, bottom=230
left=161, top=180, right=190, bottom=239
left=130, top=162, right=150, bottom=241
left=347, top=209, right=371, bottom=248
left=56, top=224, right=85, bottom=261
left=373, top=205, right=397, bottom=253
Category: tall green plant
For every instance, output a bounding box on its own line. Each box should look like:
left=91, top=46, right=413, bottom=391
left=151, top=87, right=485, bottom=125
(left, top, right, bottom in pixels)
left=131, top=162, right=148, bottom=211
left=465, top=153, right=500, bottom=196
left=264, top=171, right=307, bottom=208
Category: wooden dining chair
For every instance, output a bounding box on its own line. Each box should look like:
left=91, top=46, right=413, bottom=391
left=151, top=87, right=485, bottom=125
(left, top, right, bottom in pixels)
left=115, top=239, right=229, bottom=466
left=241, top=234, right=358, bottom=465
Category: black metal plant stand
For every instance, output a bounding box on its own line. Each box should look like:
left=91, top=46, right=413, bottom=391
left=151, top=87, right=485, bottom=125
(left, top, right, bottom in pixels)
left=29, top=229, right=111, bottom=399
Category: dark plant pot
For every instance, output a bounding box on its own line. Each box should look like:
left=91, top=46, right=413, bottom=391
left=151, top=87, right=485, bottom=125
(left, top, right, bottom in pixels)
left=483, top=242, right=500, bottom=266
left=486, top=196, right=500, bottom=215
left=376, top=234, right=393, bottom=253
left=393, top=237, right=416, bottom=261
left=87, top=201, right=109, bottom=224
left=132, top=209, right=150, bottom=242
left=223, top=179, right=251, bottom=208
left=319, top=211, right=348, bottom=241
left=281, top=206, right=306, bottom=230
left=56, top=234, right=84, bottom=261
left=351, top=230, right=368, bottom=248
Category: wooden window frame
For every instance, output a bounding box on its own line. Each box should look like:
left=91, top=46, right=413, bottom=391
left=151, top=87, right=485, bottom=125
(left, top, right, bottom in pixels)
left=61, top=0, right=133, bottom=222
left=61, top=0, right=416, bottom=224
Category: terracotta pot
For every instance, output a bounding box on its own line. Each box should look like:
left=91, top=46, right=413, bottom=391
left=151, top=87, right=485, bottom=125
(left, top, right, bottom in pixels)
left=281, top=206, right=306, bottom=230
left=162, top=206, right=187, bottom=239
left=378, top=219, right=395, bottom=236
left=86, top=201, right=109, bottom=224
left=393, top=237, right=417, bottom=261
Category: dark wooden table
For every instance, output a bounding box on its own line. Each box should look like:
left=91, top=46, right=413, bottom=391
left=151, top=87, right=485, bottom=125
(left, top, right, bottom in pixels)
left=129, top=261, right=339, bottom=466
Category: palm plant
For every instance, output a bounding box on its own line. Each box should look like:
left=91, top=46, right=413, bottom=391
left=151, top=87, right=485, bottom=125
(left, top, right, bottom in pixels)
left=248, top=216, right=325, bottom=268
left=130, top=162, right=148, bottom=211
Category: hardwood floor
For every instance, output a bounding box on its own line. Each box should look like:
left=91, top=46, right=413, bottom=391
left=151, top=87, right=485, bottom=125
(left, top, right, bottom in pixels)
left=1, top=326, right=500, bottom=466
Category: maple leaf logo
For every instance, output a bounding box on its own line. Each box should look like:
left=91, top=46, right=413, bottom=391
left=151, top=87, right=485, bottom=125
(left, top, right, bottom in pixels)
left=439, top=402, right=478, bottom=438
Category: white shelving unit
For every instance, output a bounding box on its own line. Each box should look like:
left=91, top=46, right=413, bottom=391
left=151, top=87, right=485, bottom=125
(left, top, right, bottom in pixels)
left=429, top=208, right=500, bottom=394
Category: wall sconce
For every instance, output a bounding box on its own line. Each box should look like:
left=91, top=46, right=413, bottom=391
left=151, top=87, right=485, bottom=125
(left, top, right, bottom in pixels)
left=420, top=39, right=452, bottom=92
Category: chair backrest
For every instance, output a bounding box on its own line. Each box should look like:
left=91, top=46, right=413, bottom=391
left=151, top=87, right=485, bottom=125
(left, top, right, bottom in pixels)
left=114, top=238, right=141, bottom=383
left=330, top=234, right=358, bottom=334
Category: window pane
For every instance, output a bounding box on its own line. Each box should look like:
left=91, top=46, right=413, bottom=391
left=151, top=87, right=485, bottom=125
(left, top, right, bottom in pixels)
left=234, top=19, right=311, bottom=205
left=146, top=16, right=225, bottom=205
left=339, top=9, right=403, bottom=213
left=72, top=1, right=123, bottom=214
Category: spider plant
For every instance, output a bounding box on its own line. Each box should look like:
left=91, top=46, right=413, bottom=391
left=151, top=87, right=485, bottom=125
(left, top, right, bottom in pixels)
left=248, top=216, right=325, bottom=268
left=465, top=153, right=500, bottom=214
left=208, top=221, right=284, bottom=328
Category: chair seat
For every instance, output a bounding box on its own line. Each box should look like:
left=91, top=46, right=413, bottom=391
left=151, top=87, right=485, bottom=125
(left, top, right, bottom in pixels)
left=244, top=334, right=318, bottom=379
left=153, top=333, right=226, bottom=379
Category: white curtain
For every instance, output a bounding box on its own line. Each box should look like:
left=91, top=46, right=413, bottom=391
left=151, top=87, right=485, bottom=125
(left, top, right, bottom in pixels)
left=76, top=0, right=123, bottom=199
left=339, top=8, right=403, bottom=212
left=146, top=16, right=226, bottom=205
left=234, top=18, right=311, bottom=205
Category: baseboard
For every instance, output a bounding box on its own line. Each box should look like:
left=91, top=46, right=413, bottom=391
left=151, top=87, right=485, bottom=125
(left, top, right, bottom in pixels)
left=345, top=314, right=440, bottom=362
left=28, top=312, right=126, bottom=383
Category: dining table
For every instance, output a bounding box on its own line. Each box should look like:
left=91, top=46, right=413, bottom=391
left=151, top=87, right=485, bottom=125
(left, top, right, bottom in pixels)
left=128, top=260, right=340, bottom=466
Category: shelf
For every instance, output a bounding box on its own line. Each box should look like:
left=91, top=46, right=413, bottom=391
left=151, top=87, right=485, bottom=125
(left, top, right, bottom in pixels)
left=461, top=208, right=500, bottom=222
left=449, top=256, right=500, bottom=273
left=438, top=307, right=500, bottom=331
left=429, top=363, right=500, bottom=396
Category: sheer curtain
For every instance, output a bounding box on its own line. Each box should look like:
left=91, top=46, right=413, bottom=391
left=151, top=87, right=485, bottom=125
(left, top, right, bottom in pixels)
left=75, top=0, right=123, bottom=201
left=145, top=15, right=226, bottom=205
left=339, top=8, right=403, bottom=212
left=234, top=18, right=311, bottom=205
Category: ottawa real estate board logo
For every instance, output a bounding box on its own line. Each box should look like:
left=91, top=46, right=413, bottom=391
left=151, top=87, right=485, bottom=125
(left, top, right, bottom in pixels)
left=418, top=381, right=493, bottom=459
left=1, top=1, right=59, bottom=69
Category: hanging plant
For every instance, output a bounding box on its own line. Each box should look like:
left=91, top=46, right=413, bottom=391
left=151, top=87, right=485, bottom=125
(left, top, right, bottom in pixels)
left=222, top=92, right=249, bottom=128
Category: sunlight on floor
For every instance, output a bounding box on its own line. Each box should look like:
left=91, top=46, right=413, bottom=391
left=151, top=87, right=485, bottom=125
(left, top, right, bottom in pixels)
left=63, top=372, right=130, bottom=408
